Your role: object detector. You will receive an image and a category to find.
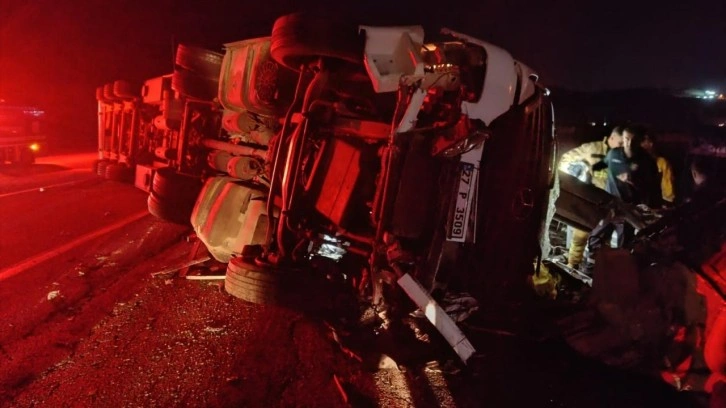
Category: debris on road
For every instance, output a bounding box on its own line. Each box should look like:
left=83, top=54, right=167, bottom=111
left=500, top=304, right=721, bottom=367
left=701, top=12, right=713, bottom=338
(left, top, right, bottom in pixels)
left=150, top=257, right=211, bottom=277
left=47, top=290, right=60, bottom=301
left=324, top=321, right=363, bottom=363
left=332, top=374, right=348, bottom=404
left=441, top=293, right=479, bottom=323
left=185, top=275, right=225, bottom=281
left=377, top=354, right=399, bottom=370
left=203, top=326, right=224, bottom=333
left=462, top=324, right=518, bottom=338
left=424, top=360, right=461, bottom=375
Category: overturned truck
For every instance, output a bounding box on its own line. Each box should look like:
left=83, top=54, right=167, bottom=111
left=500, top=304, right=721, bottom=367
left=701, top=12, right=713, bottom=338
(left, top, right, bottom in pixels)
left=94, top=13, right=726, bottom=399
left=94, top=43, right=224, bottom=225
left=97, top=14, right=558, bottom=363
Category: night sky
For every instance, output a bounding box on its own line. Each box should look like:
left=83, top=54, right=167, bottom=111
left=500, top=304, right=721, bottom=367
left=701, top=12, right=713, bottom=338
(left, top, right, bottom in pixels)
left=1, top=0, right=724, bottom=149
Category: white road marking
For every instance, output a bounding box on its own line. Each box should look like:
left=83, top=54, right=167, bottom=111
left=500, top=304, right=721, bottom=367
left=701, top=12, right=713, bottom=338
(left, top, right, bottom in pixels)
left=0, top=210, right=149, bottom=282
left=0, top=173, right=97, bottom=199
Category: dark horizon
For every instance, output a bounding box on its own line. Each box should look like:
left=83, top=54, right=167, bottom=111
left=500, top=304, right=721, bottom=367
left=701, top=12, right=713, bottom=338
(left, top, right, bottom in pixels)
left=1, top=0, right=724, bottom=149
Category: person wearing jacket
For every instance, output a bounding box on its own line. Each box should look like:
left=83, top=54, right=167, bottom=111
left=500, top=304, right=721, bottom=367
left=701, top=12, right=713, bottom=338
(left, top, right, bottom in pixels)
left=604, top=126, right=662, bottom=208
left=641, top=132, right=676, bottom=204
left=558, top=126, right=624, bottom=267
left=559, top=126, right=624, bottom=190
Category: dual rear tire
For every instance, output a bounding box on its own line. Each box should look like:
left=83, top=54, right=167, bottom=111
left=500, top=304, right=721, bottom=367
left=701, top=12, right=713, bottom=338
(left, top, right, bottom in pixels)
left=147, top=167, right=203, bottom=225
left=225, top=257, right=284, bottom=305
left=172, top=44, right=223, bottom=101
left=92, top=159, right=133, bottom=182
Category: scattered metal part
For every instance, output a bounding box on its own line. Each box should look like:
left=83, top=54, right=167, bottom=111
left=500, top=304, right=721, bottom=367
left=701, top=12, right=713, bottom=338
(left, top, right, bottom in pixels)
left=185, top=275, right=225, bottom=281
left=332, top=374, right=348, bottom=404
left=441, top=293, right=479, bottom=323
left=150, top=257, right=211, bottom=277
left=47, top=290, right=60, bottom=301
left=324, top=321, right=363, bottom=363
left=462, top=324, right=517, bottom=337
left=546, top=258, right=593, bottom=286
left=424, top=360, right=461, bottom=375
left=203, top=326, right=224, bottom=333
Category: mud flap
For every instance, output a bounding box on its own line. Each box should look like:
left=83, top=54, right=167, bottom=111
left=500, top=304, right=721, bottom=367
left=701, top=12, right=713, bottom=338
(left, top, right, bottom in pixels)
left=397, top=273, right=476, bottom=362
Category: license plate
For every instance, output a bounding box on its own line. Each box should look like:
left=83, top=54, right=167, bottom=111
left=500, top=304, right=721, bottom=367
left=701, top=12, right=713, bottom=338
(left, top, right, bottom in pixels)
left=448, top=163, right=475, bottom=242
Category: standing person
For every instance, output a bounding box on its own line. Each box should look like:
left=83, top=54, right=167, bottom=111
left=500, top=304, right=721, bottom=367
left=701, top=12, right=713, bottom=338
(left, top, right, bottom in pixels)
left=641, top=132, right=676, bottom=204
left=604, top=126, right=662, bottom=208
left=559, top=126, right=624, bottom=190
left=558, top=126, right=624, bottom=267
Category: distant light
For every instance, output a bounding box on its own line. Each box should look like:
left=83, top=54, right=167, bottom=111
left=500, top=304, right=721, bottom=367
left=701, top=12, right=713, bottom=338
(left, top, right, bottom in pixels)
left=590, top=122, right=596, bottom=126
left=705, top=90, right=717, bottom=95
left=719, top=123, right=725, bottom=127
left=29, top=143, right=40, bottom=152
left=22, top=108, right=44, bottom=117
left=603, top=122, right=608, bottom=126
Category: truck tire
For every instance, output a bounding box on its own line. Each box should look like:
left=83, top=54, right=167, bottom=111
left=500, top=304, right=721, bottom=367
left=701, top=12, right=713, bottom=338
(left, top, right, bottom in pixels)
left=171, top=68, right=218, bottom=101
left=270, top=12, right=364, bottom=71
left=96, top=86, right=114, bottom=104
left=175, top=44, right=223, bottom=81
left=102, top=83, right=120, bottom=102
left=113, top=80, right=139, bottom=100
left=147, top=168, right=202, bottom=225
left=225, top=258, right=284, bottom=304
left=147, top=192, right=193, bottom=225
left=96, top=159, right=111, bottom=177
left=105, top=162, right=133, bottom=182
left=91, top=158, right=108, bottom=174
left=151, top=167, right=202, bottom=201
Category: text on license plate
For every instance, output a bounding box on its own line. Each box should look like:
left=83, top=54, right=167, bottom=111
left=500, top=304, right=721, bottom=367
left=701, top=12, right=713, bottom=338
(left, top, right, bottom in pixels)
left=449, top=163, right=474, bottom=241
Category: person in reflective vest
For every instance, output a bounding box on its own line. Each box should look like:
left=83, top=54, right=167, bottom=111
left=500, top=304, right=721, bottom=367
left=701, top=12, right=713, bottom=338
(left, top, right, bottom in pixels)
left=558, top=126, right=623, bottom=267
left=641, top=132, right=675, bottom=204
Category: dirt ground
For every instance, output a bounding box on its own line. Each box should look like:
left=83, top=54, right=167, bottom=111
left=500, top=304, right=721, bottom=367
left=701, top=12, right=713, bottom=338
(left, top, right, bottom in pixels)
left=1, top=220, right=434, bottom=408
left=0, top=218, right=710, bottom=408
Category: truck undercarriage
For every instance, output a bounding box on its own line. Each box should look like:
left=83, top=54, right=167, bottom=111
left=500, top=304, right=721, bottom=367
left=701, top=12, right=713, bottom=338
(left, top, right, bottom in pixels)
left=95, top=13, right=556, bottom=364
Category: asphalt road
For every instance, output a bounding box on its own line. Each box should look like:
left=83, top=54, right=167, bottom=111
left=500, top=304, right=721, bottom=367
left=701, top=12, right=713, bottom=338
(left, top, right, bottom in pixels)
left=0, top=152, right=710, bottom=407
left=0, top=153, right=189, bottom=404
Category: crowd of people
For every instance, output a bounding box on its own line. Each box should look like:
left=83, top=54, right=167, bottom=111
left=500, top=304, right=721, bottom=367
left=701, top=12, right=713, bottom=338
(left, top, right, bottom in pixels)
left=558, top=124, right=721, bottom=267
left=558, top=125, right=726, bottom=403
